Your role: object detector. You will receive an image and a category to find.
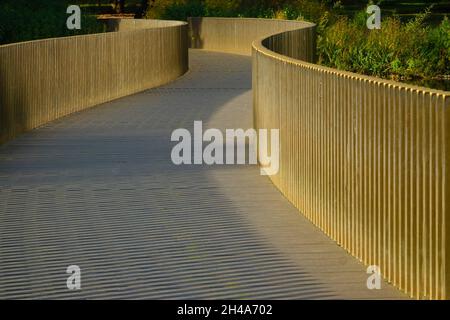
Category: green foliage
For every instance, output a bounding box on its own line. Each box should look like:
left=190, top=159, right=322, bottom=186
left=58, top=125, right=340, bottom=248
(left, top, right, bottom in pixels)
left=147, top=0, right=449, bottom=80
left=281, top=0, right=331, bottom=22
left=146, top=0, right=332, bottom=20
left=0, top=0, right=105, bottom=45
left=160, top=1, right=206, bottom=20
left=147, top=0, right=239, bottom=19
left=423, top=16, right=450, bottom=76
left=147, top=0, right=447, bottom=81
left=2, top=0, right=447, bottom=82
left=204, top=0, right=241, bottom=17
left=317, top=7, right=450, bottom=79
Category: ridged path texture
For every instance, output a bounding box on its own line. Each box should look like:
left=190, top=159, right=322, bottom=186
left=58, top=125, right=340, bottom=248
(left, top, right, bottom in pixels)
left=0, top=50, right=407, bottom=299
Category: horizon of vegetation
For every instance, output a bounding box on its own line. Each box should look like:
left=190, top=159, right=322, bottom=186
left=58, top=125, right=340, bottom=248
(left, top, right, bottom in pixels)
left=0, top=0, right=449, bottom=90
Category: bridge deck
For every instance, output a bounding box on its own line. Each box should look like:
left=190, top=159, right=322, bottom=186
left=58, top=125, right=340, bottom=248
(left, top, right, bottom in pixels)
left=0, top=50, right=407, bottom=299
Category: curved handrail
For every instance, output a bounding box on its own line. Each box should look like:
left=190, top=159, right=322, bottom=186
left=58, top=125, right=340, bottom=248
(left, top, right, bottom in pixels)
left=254, top=28, right=449, bottom=95
left=188, top=17, right=315, bottom=57
left=0, top=19, right=188, bottom=144
left=107, top=18, right=187, bottom=31
left=1, top=15, right=449, bottom=299
left=190, top=16, right=449, bottom=299
left=249, top=18, right=449, bottom=300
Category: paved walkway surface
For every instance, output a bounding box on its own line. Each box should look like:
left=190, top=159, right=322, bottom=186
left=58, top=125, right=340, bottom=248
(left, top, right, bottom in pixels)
left=0, top=50, right=407, bottom=299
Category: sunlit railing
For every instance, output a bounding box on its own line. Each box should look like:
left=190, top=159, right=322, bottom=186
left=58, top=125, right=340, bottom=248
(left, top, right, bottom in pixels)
left=0, top=19, right=188, bottom=144
left=190, top=17, right=450, bottom=299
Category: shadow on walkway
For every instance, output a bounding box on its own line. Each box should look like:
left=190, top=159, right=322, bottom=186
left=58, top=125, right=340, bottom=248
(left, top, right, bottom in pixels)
left=0, top=50, right=406, bottom=299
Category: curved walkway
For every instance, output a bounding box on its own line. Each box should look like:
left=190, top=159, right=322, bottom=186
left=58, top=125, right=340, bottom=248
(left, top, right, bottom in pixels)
left=0, top=50, right=406, bottom=299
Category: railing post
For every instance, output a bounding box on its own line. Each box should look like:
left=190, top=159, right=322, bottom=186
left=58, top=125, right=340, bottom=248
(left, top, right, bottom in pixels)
left=445, top=95, right=450, bottom=299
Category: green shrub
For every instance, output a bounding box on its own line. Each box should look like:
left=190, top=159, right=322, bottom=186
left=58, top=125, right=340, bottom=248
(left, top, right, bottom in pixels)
left=317, top=7, right=450, bottom=80
left=160, top=1, right=206, bottom=20
left=422, top=16, right=450, bottom=76
left=0, top=0, right=105, bottom=45
left=204, top=0, right=241, bottom=17
left=142, top=0, right=449, bottom=82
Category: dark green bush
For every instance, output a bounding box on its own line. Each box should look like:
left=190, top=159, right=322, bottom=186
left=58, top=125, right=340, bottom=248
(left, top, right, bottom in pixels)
left=160, top=1, right=206, bottom=20
left=3, top=1, right=445, bottom=83
left=317, top=8, right=450, bottom=80
left=0, top=0, right=105, bottom=45
left=146, top=0, right=448, bottom=82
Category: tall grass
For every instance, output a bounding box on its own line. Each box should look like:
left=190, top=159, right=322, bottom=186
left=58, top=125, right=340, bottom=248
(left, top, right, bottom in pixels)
left=317, top=8, right=450, bottom=80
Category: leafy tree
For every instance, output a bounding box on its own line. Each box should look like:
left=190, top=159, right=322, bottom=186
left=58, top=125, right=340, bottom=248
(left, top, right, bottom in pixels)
left=0, top=0, right=104, bottom=44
